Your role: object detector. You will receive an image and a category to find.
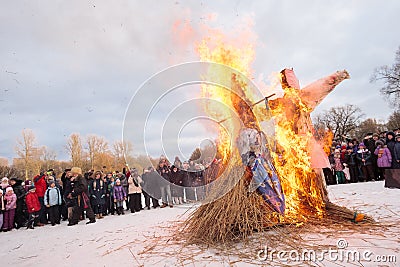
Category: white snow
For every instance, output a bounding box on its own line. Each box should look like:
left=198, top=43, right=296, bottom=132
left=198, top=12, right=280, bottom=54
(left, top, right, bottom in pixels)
left=0, top=181, right=399, bottom=267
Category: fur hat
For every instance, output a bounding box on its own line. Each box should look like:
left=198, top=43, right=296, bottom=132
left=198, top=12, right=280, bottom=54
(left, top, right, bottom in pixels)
left=71, top=167, right=82, bottom=175
left=6, top=187, right=13, bottom=193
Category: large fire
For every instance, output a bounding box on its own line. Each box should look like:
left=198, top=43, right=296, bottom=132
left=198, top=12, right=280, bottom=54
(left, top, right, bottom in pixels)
left=197, top=34, right=327, bottom=222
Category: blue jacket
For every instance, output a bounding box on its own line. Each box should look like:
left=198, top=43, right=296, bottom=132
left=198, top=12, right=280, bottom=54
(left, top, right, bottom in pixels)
left=44, top=187, right=62, bottom=206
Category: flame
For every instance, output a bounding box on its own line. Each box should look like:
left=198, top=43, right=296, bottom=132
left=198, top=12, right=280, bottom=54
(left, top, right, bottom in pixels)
left=269, top=85, right=325, bottom=221
left=196, top=32, right=255, bottom=163
left=194, top=25, right=325, bottom=222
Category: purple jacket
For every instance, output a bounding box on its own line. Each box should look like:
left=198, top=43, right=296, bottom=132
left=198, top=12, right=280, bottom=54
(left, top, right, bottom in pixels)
left=113, top=185, right=126, bottom=201
left=5, top=193, right=17, bottom=210
left=375, top=146, right=392, bottom=168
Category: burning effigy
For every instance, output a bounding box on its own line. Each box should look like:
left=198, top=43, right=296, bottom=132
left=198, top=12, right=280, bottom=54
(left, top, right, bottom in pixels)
left=181, top=37, right=373, bottom=245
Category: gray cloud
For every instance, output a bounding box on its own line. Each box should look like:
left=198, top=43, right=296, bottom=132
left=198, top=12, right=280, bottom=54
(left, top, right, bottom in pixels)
left=1, top=0, right=399, bottom=163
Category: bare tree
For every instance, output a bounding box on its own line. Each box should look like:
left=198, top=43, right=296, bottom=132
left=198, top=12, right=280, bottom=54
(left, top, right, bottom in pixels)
left=113, top=140, right=133, bottom=170
left=354, top=118, right=387, bottom=140
left=371, top=46, right=400, bottom=109
left=86, top=135, right=109, bottom=170
left=313, top=104, right=364, bottom=140
left=40, top=146, right=57, bottom=172
left=15, top=129, right=39, bottom=180
left=66, top=133, right=83, bottom=168
left=386, top=110, right=400, bottom=131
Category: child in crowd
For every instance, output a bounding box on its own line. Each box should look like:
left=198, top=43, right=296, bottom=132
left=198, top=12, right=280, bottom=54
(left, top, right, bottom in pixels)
left=25, top=185, right=42, bottom=229
left=44, top=180, right=62, bottom=226
left=1, top=177, right=9, bottom=193
left=2, top=187, right=17, bottom=231
left=333, top=149, right=346, bottom=184
left=113, top=179, right=126, bottom=215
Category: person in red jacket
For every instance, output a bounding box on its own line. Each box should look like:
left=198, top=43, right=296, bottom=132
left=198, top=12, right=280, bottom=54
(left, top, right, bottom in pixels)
left=25, top=185, right=42, bottom=229
left=33, top=174, right=47, bottom=224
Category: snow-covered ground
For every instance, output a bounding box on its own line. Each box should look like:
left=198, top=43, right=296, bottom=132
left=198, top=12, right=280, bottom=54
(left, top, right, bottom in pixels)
left=1, top=181, right=399, bottom=267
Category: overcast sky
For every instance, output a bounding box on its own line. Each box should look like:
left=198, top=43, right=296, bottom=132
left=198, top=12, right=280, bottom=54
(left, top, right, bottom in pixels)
left=1, top=1, right=399, bottom=163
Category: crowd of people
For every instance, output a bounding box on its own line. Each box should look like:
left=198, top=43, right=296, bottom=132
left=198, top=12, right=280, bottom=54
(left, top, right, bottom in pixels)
left=324, top=130, right=400, bottom=185
left=1, top=130, right=399, bottom=232
left=0, top=156, right=217, bottom=232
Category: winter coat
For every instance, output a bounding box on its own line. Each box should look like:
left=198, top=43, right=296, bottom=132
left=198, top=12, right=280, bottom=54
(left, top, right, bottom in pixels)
left=374, top=146, right=392, bottom=168
left=356, top=149, right=372, bottom=166
left=386, top=132, right=396, bottom=157
left=33, top=175, right=47, bottom=198
left=107, top=181, right=115, bottom=198
left=0, top=194, right=5, bottom=213
left=128, top=175, right=143, bottom=194
left=44, top=187, right=62, bottom=206
left=393, top=141, right=400, bottom=169
left=26, top=191, right=41, bottom=213
left=113, top=185, right=126, bottom=201
left=344, top=152, right=357, bottom=166
left=333, top=155, right=344, bottom=171
left=11, top=179, right=27, bottom=210
left=63, top=177, right=77, bottom=207
left=89, top=179, right=106, bottom=205
left=5, top=193, right=17, bottom=210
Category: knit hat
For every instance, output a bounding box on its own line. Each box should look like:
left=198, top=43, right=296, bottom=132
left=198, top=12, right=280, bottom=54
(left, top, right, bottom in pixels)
left=359, top=143, right=365, bottom=147
left=48, top=180, right=55, bottom=185
left=1, top=177, right=8, bottom=183
left=6, top=187, right=13, bottom=193
left=115, top=178, right=121, bottom=183
left=29, top=185, right=36, bottom=191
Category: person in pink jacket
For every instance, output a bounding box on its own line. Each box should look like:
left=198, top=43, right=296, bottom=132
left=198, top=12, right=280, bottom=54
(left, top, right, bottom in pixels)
left=374, top=140, right=392, bottom=179
left=2, top=187, right=17, bottom=232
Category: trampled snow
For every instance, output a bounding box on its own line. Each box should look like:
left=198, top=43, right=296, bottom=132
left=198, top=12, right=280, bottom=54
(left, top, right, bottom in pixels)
left=0, top=181, right=399, bottom=266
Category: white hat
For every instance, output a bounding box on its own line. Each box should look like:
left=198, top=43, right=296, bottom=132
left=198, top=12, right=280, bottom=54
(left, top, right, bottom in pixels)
left=6, top=187, right=13, bottom=193
left=1, top=177, right=8, bottom=183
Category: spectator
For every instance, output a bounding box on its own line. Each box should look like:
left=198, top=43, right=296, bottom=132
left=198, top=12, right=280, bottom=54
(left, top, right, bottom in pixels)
left=393, top=134, right=400, bottom=169
left=356, top=143, right=375, bottom=182
left=157, top=161, right=173, bottom=208
left=1, top=177, right=10, bottom=193
left=127, top=168, right=143, bottom=213
left=25, top=185, right=41, bottom=229
left=386, top=132, right=396, bottom=168
left=0, top=190, right=4, bottom=230
left=44, top=180, right=62, bottom=226
left=89, top=171, right=106, bottom=219
left=116, top=172, right=128, bottom=210
left=9, top=177, right=27, bottom=228
left=107, top=175, right=116, bottom=215
left=374, top=140, right=392, bottom=179
left=69, top=167, right=96, bottom=225
left=2, top=187, right=16, bottom=232
left=333, top=149, right=345, bottom=184
left=170, top=165, right=184, bottom=205
left=113, top=179, right=127, bottom=215
left=343, top=146, right=358, bottom=183
left=33, top=173, right=48, bottom=225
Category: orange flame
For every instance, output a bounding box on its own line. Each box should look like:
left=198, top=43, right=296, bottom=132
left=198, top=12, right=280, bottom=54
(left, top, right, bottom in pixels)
left=193, top=23, right=325, bottom=221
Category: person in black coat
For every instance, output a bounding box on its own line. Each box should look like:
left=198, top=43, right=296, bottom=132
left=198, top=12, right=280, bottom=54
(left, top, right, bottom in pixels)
left=9, top=178, right=27, bottom=228
left=386, top=132, right=396, bottom=168
left=69, top=167, right=96, bottom=226
left=393, top=134, right=400, bottom=169
left=89, top=171, right=106, bottom=219
left=169, top=166, right=184, bottom=205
